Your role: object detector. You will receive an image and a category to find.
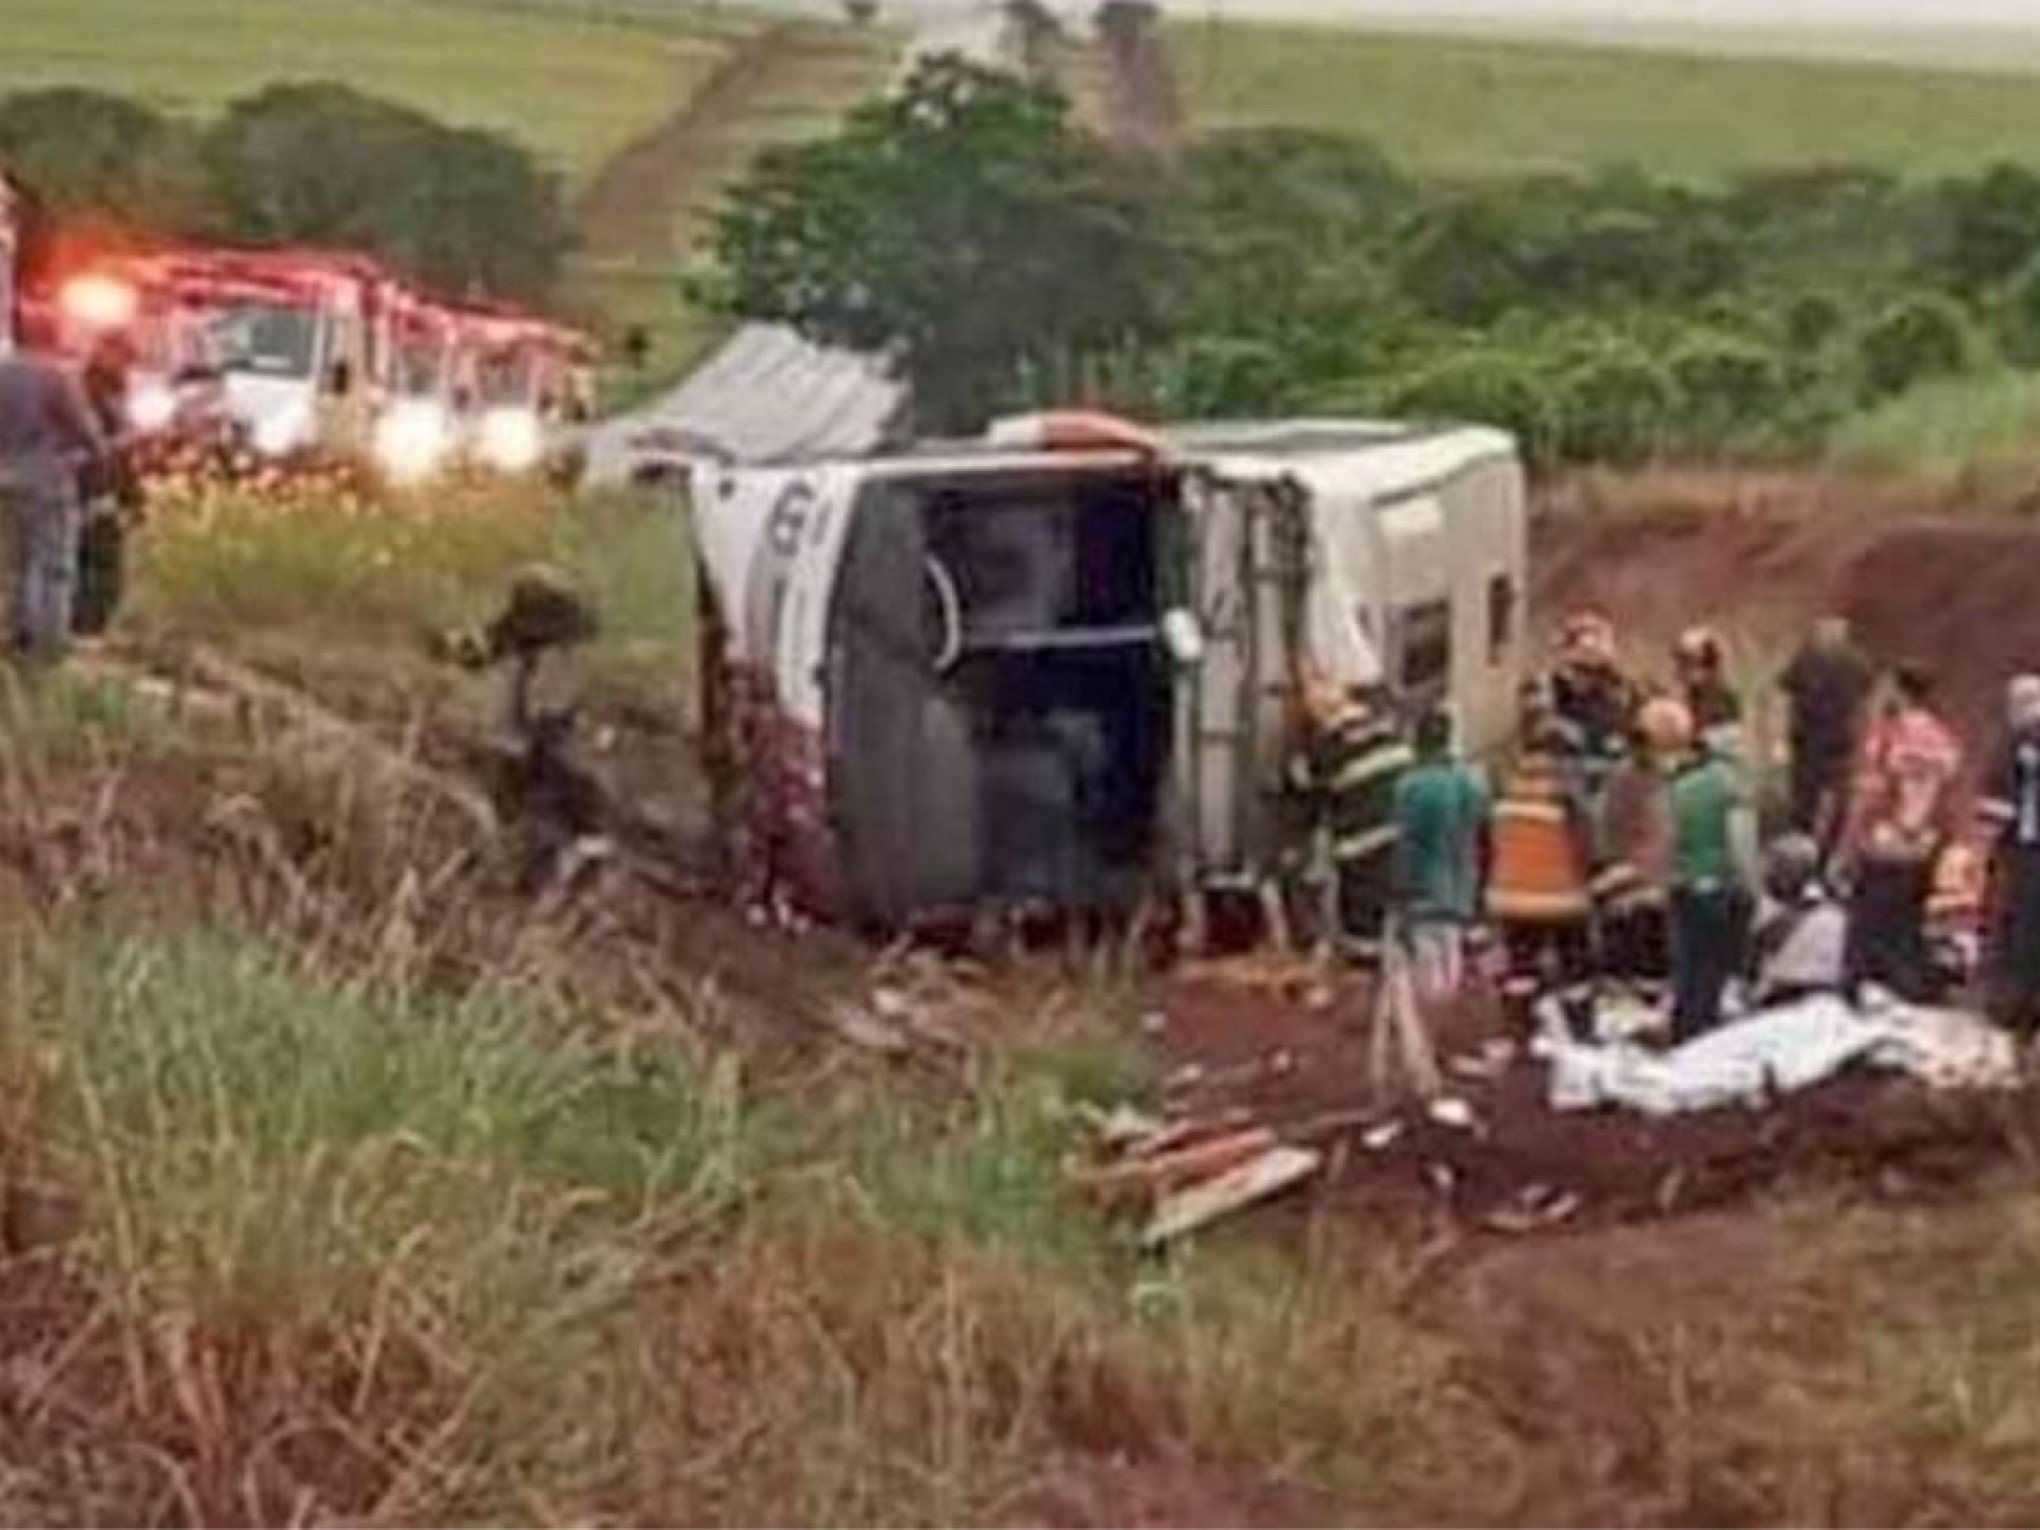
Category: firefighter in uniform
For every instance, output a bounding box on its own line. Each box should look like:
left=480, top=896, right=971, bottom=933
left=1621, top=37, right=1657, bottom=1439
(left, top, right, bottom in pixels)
left=1487, top=679, right=1597, bottom=1031
left=1286, top=666, right=1414, bottom=963
left=441, top=565, right=607, bottom=889
left=1551, top=609, right=1640, bottom=792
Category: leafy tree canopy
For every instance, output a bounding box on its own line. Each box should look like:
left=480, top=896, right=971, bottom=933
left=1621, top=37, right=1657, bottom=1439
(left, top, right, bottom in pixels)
left=710, top=55, right=1166, bottom=432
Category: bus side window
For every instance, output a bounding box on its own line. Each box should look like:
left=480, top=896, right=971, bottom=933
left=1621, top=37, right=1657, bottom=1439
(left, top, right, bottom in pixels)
left=1486, top=573, right=1516, bottom=665
left=1398, top=598, right=1452, bottom=696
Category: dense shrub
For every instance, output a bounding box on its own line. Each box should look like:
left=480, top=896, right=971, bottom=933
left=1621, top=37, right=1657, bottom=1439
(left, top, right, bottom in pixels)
left=1666, top=330, right=1788, bottom=453
left=1856, top=292, right=1985, bottom=403
left=1375, top=349, right=1558, bottom=464
left=1550, top=345, right=1680, bottom=466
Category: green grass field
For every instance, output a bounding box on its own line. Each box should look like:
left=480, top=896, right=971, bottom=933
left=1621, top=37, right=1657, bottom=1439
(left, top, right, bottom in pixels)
left=1173, top=21, right=2040, bottom=179
left=0, top=0, right=760, bottom=185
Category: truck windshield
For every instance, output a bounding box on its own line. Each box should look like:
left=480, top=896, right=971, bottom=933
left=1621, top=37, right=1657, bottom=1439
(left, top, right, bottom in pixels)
left=476, top=351, right=535, bottom=407
left=395, top=341, right=445, bottom=397
left=213, top=301, right=319, bottom=379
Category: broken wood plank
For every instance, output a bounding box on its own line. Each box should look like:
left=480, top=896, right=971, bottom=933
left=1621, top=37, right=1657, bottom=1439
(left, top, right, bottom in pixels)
left=1074, top=1128, right=1278, bottom=1204
left=1140, top=1145, right=1323, bottom=1249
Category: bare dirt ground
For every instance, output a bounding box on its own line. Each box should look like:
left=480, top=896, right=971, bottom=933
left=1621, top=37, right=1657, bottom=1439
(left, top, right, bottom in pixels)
left=1534, top=467, right=2040, bottom=754
left=1155, top=963, right=2035, bottom=1242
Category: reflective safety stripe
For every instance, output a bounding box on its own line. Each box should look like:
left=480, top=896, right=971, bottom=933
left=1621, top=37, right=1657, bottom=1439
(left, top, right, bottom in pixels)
left=1333, top=825, right=1398, bottom=863
left=1489, top=888, right=1592, bottom=921
left=1332, top=745, right=1415, bottom=793
left=1494, top=799, right=1567, bottom=826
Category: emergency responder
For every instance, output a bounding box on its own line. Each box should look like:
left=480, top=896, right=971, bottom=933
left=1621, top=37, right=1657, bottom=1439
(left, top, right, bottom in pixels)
left=1591, top=695, right=1684, bottom=985
left=1841, top=661, right=1963, bottom=1004
left=1487, top=679, right=1597, bottom=1031
left=1673, top=626, right=1743, bottom=756
left=1665, top=712, right=1758, bottom=1040
left=1779, top=615, right=1876, bottom=853
left=1391, top=705, right=1491, bottom=998
left=1980, top=673, right=2040, bottom=1033
left=442, top=565, right=606, bottom=890
left=1551, top=609, right=1639, bottom=788
left=74, top=333, right=140, bottom=637
left=0, top=346, right=108, bottom=660
left=1286, top=667, right=1414, bottom=963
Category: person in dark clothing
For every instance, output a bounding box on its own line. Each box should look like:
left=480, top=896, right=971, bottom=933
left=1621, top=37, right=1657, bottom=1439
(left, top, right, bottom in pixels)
left=0, top=349, right=109, bottom=658
left=1981, top=674, right=2040, bottom=1034
left=1841, top=662, right=1961, bottom=1005
left=1551, top=609, right=1640, bottom=788
left=444, top=566, right=608, bottom=891
left=73, top=335, right=140, bottom=636
left=1287, top=670, right=1414, bottom=963
left=1780, top=616, right=1876, bottom=853
left=1674, top=626, right=1743, bottom=756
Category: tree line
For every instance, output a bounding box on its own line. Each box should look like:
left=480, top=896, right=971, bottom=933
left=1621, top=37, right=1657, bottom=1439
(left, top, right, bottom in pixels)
left=713, top=56, right=2040, bottom=462
left=0, top=84, right=568, bottom=304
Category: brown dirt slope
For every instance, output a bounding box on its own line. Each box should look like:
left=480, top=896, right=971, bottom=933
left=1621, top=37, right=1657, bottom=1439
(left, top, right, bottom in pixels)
left=1535, top=469, right=2040, bottom=753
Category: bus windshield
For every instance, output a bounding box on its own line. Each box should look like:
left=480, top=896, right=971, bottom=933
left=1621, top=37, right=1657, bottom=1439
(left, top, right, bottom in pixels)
left=213, top=300, right=319, bottom=379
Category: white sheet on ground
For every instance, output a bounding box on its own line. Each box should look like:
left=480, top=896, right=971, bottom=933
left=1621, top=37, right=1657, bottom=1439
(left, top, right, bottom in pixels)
left=1536, top=993, right=2018, bottom=1117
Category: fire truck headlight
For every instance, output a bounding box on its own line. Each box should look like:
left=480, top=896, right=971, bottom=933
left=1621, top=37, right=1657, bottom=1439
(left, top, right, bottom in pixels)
left=479, top=407, right=543, bottom=473
left=60, top=274, right=138, bottom=333
left=374, top=400, right=449, bottom=484
left=126, top=381, right=177, bottom=436
left=252, top=410, right=305, bottom=459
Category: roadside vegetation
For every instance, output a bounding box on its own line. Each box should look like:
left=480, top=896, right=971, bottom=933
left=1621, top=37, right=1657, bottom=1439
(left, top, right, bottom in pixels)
left=710, top=57, right=2040, bottom=478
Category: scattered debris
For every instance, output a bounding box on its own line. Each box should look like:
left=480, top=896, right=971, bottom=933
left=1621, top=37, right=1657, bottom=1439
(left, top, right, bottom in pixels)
left=1428, top=1096, right=1478, bottom=1132
left=1483, top=1184, right=1582, bottom=1234
left=1141, top=1145, right=1323, bottom=1249
left=1078, top=1128, right=1280, bottom=1205
left=1542, top=994, right=2020, bottom=1118
left=1362, top=1120, right=1405, bottom=1152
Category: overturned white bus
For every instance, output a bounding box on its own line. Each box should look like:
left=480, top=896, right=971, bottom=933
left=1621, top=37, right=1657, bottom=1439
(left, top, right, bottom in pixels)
left=691, top=413, right=1527, bottom=931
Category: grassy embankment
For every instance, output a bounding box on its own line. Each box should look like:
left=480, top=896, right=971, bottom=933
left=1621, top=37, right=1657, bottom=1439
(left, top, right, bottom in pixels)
left=0, top=481, right=2030, bottom=1519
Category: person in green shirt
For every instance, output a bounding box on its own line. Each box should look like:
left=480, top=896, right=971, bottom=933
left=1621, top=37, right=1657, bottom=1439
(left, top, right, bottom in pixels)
left=1392, top=707, right=1492, bottom=998
left=1666, top=712, right=1760, bottom=1042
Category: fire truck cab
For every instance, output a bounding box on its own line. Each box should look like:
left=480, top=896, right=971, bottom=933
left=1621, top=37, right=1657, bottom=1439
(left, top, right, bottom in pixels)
left=451, top=305, right=596, bottom=477
left=143, top=249, right=398, bottom=463
left=693, top=413, right=1527, bottom=931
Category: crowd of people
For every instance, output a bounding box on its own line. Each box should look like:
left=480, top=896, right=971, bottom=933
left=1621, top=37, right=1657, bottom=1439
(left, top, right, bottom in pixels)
left=1287, top=610, right=2040, bottom=1046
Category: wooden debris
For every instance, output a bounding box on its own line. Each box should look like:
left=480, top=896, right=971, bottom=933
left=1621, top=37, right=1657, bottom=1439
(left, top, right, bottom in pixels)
left=1140, top=1145, right=1323, bottom=1249
left=1075, top=1128, right=1279, bottom=1204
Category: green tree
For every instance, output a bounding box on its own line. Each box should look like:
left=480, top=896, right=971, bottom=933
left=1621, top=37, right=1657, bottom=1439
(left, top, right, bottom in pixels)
left=1856, top=292, right=1984, bottom=402
left=710, top=56, right=1165, bottom=433
left=1666, top=330, right=1787, bottom=455
left=1927, top=161, right=2040, bottom=295
left=205, top=83, right=566, bottom=301
left=1375, top=348, right=1558, bottom=466
left=0, top=87, right=210, bottom=234
left=1550, top=344, right=1679, bottom=466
